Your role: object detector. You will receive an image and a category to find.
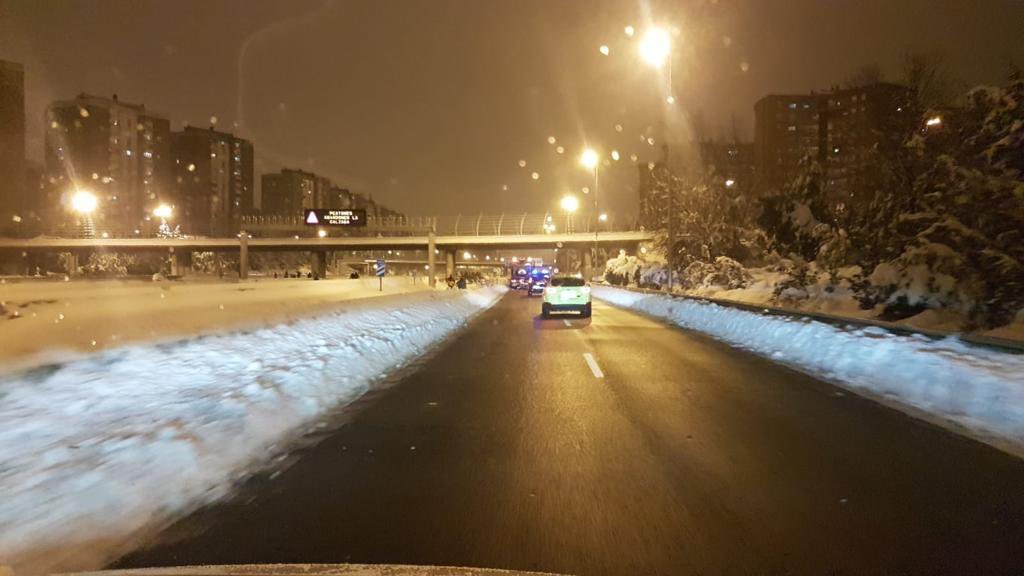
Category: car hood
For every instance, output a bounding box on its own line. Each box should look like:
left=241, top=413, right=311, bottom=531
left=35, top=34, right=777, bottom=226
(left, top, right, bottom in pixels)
left=58, top=565, right=569, bottom=576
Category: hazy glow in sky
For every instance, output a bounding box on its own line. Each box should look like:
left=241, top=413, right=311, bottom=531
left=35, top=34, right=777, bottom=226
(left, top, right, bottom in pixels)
left=2, top=0, right=1022, bottom=218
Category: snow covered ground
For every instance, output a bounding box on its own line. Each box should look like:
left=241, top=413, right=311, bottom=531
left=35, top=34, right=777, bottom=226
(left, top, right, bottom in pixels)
left=594, top=286, right=1024, bottom=457
left=663, top=266, right=1024, bottom=343
left=0, top=285, right=505, bottom=576
left=0, top=276, right=436, bottom=375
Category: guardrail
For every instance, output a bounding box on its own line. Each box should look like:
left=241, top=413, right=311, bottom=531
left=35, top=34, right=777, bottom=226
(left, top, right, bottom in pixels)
left=608, top=285, right=1024, bottom=354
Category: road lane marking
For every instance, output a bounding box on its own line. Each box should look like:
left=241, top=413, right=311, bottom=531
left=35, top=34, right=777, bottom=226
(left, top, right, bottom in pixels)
left=563, top=319, right=572, bottom=327
left=583, top=353, right=605, bottom=378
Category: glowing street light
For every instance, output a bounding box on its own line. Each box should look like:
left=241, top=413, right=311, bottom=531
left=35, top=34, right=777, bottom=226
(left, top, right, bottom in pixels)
left=579, top=148, right=599, bottom=170
left=560, top=194, right=580, bottom=213
left=317, top=229, right=328, bottom=238
left=70, top=190, right=98, bottom=214
left=152, top=203, right=173, bottom=219
left=638, top=27, right=671, bottom=68
left=599, top=213, right=609, bottom=222
left=638, top=26, right=675, bottom=104
left=560, top=194, right=579, bottom=234
left=578, top=147, right=601, bottom=235
left=926, top=116, right=943, bottom=127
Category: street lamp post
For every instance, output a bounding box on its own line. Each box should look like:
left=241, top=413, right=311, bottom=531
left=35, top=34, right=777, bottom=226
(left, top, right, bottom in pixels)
left=667, top=177, right=675, bottom=292
left=560, top=194, right=579, bottom=272
left=638, top=27, right=676, bottom=290
left=579, top=149, right=600, bottom=229
left=579, top=149, right=600, bottom=277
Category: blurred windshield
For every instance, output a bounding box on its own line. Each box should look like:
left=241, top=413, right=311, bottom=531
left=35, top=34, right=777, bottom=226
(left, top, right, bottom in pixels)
left=2, top=2, right=1024, bottom=576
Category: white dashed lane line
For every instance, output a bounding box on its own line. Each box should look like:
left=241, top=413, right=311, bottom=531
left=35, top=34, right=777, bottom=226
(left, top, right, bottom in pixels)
left=563, top=319, right=573, bottom=327
left=583, top=352, right=605, bottom=378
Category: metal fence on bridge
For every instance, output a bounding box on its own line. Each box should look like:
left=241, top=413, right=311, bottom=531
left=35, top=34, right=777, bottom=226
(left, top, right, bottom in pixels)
left=240, top=213, right=638, bottom=237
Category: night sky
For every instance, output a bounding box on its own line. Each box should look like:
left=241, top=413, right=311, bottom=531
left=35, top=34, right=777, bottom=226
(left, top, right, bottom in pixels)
left=2, top=0, right=1022, bottom=219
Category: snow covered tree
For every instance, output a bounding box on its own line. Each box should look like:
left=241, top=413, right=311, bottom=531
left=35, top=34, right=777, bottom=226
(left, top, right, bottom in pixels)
left=868, top=79, right=1024, bottom=327
left=759, top=157, right=833, bottom=262
left=82, top=253, right=134, bottom=277
left=157, top=220, right=183, bottom=239
left=673, top=169, right=762, bottom=266
left=641, top=159, right=763, bottom=274
left=603, top=250, right=643, bottom=286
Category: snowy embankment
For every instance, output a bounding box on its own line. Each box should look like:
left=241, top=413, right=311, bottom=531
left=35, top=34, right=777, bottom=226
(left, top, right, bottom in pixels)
left=0, top=276, right=436, bottom=374
left=594, top=286, right=1024, bottom=456
left=0, top=286, right=505, bottom=575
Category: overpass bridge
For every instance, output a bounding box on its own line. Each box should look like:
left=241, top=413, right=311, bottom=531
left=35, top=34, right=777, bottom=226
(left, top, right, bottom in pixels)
left=0, top=230, right=655, bottom=284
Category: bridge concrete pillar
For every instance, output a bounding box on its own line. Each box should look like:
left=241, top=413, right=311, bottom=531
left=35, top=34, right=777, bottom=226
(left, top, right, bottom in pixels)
left=427, top=233, right=437, bottom=287
left=445, top=249, right=455, bottom=278
left=582, top=249, right=593, bottom=282
left=239, top=231, right=249, bottom=280
left=169, top=249, right=191, bottom=277
left=311, top=251, right=328, bottom=279
left=64, top=252, right=79, bottom=277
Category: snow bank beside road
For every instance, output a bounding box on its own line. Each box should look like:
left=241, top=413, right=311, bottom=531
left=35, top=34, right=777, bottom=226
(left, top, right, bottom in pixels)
left=594, top=286, right=1024, bottom=455
left=0, top=286, right=505, bottom=576
left=0, top=277, right=436, bottom=374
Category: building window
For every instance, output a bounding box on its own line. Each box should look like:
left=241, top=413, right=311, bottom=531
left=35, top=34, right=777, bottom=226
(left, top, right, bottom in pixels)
left=788, top=103, right=797, bottom=110
left=787, top=125, right=797, bottom=132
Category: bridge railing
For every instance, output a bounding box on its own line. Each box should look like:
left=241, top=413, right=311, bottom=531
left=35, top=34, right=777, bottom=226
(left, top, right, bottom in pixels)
left=435, top=213, right=638, bottom=235
left=240, top=214, right=438, bottom=232
left=240, top=213, right=638, bottom=236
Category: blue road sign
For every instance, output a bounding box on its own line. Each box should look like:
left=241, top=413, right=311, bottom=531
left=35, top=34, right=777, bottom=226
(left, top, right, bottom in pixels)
left=374, top=259, right=387, bottom=277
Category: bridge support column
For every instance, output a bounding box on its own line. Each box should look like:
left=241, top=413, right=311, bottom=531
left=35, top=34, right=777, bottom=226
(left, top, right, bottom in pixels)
left=64, top=252, right=79, bottom=277
left=583, top=249, right=593, bottom=282
left=239, top=231, right=249, bottom=280
left=311, top=251, right=328, bottom=279
left=427, top=233, right=437, bottom=287
left=445, top=249, right=455, bottom=278
left=169, top=249, right=191, bottom=277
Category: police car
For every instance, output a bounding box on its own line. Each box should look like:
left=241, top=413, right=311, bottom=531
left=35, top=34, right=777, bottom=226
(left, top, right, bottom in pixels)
left=524, top=266, right=552, bottom=296
left=541, top=275, right=592, bottom=318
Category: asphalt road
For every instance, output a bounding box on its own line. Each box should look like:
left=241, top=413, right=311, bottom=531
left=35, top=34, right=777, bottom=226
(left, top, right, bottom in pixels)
left=115, top=291, right=1024, bottom=575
